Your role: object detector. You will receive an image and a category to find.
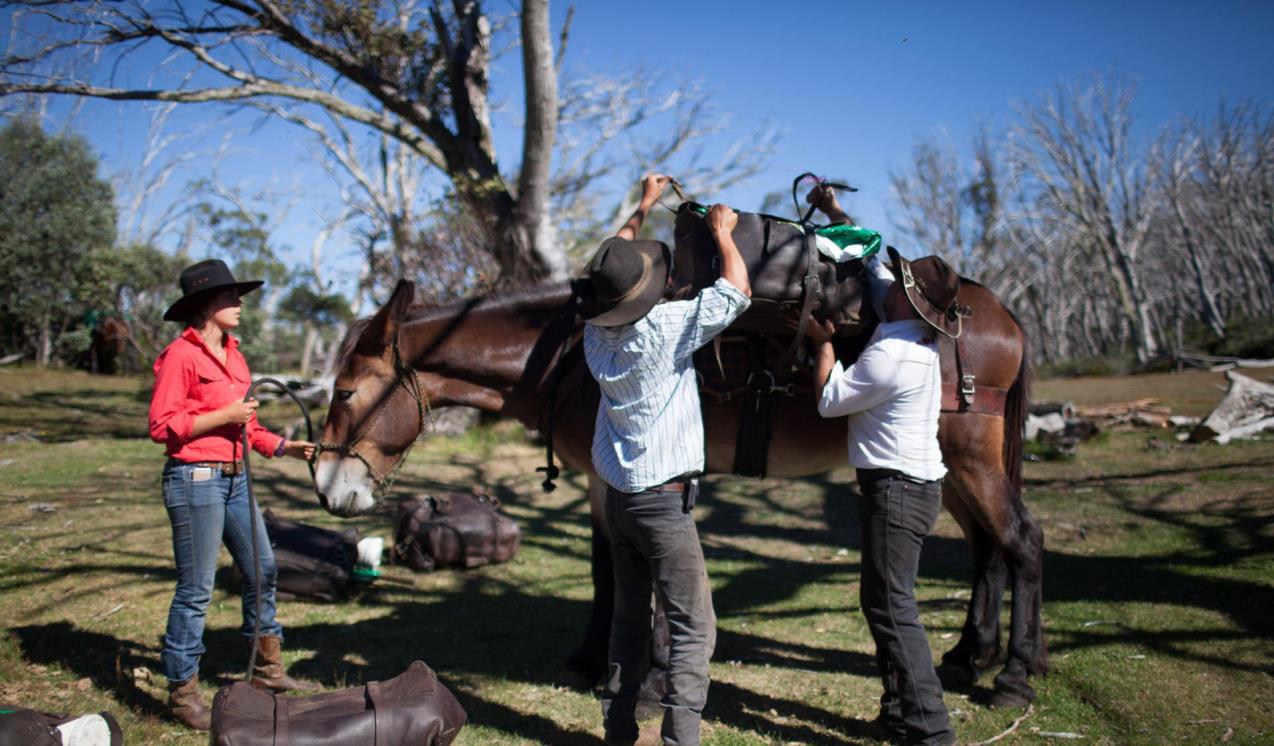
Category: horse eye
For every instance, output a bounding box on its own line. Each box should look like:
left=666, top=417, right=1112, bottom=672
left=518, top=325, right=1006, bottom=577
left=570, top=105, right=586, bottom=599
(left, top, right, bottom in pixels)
left=334, top=388, right=355, bottom=402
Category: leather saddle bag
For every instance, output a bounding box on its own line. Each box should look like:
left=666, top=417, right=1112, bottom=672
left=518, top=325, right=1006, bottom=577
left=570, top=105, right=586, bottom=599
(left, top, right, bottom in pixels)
left=210, top=660, right=466, bottom=746
left=672, top=201, right=870, bottom=335
left=392, top=494, right=521, bottom=571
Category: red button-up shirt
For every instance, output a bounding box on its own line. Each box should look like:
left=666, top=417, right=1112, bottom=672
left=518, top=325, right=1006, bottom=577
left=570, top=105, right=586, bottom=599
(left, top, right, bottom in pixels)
left=149, top=327, right=284, bottom=462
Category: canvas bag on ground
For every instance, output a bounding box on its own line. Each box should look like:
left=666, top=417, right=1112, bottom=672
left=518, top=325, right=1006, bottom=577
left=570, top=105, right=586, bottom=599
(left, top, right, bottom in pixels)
left=672, top=201, right=872, bottom=335
left=210, top=660, right=466, bottom=746
left=392, top=494, right=521, bottom=571
left=237, top=510, right=358, bottom=601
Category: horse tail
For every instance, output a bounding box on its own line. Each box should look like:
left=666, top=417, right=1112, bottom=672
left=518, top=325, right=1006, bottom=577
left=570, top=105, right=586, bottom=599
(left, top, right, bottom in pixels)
left=1003, top=323, right=1031, bottom=491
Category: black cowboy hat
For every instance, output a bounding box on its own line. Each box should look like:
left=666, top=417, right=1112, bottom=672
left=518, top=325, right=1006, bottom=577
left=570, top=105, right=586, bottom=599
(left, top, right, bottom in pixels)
left=163, top=259, right=263, bottom=322
left=886, top=246, right=963, bottom=338
left=577, top=237, right=671, bottom=327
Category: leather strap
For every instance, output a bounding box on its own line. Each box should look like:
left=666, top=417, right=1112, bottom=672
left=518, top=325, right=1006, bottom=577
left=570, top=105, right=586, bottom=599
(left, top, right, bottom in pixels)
left=939, top=325, right=1007, bottom=416
left=941, top=382, right=1008, bottom=415
left=273, top=692, right=289, bottom=745
left=368, top=680, right=387, bottom=746
left=780, top=224, right=822, bottom=367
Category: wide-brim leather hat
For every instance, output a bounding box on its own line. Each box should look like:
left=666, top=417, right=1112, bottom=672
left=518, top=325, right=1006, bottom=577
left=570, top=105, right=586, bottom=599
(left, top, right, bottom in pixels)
left=163, top=259, right=263, bottom=322
left=577, top=237, right=671, bottom=327
left=886, top=246, right=962, bottom=338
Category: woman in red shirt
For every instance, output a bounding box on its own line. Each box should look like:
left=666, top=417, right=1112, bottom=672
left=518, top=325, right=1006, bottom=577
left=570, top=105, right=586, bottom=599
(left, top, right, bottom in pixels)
left=148, top=259, right=317, bottom=730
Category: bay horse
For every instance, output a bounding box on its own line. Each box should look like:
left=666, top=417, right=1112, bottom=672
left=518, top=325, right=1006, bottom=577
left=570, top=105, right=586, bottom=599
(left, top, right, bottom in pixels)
left=314, top=278, right=1047, bottom=709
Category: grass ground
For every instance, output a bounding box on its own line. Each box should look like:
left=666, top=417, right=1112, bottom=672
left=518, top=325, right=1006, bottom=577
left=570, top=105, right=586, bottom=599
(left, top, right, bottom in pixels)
left=0, top=365, right=1271, bottom=744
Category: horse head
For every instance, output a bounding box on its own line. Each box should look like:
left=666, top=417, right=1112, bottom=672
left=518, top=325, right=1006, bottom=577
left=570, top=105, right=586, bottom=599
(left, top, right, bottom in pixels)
left=315, top=279, right=429, bottom=516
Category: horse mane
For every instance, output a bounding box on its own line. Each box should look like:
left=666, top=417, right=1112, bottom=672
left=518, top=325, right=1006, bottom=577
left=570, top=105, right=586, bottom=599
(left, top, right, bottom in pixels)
left=334, top=281, right=573, bottom=370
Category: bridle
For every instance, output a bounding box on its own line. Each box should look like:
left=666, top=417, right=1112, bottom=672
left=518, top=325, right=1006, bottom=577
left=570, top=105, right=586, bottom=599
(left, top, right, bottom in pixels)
left=316, top=338, right=432, bottom=502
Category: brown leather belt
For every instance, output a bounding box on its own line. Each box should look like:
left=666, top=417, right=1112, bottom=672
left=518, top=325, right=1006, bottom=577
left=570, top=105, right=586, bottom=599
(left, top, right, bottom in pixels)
left=652, top=480, right=685, bottom=493
left=192, top=460, right=245, bottom=476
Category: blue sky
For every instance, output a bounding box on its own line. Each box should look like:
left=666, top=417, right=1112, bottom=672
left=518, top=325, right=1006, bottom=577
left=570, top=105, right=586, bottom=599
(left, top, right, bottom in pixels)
left=18, top=0, right=1274, bottom=292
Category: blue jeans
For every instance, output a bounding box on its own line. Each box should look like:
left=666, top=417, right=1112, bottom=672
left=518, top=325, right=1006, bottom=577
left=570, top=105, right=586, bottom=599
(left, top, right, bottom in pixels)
left=602, top=482, right=715, bottom=746
left=161, top=459, right=281, bottom=683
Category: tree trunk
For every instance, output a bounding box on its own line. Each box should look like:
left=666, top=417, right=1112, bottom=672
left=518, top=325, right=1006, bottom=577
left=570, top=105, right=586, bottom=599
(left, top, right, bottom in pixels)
left=516, top=0, right=566, bottom=282
left=300, top=324, right=317, bottom=376
left=37, top=313, right=51, bottom=366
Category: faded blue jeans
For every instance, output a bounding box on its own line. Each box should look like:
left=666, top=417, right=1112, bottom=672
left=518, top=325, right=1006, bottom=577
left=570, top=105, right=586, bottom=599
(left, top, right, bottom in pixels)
left=602, top=482, right=716, bottom=746
left=160, top=459, right=281, bottom=684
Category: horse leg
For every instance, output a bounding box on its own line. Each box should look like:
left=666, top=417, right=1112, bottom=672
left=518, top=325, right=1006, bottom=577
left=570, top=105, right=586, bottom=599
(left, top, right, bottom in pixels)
left=936, top=477, right=1008, bottom=688
left=992, top=499, right=1048, bottom=708
left=564, top=475, right=613, bottom=687
left=948, top=460, right=1047, bottom=708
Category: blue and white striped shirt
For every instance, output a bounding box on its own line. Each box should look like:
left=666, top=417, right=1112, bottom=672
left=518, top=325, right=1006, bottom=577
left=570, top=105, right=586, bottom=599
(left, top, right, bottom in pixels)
left=584, top=279, right=751, bottom=492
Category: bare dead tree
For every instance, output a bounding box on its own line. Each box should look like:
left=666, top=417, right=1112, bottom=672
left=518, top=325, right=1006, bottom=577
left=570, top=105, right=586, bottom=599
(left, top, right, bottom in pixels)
left=1148, top=118, right=1227, bottom=339
left=0, top=0, right=569, bottom=283
left=1007, top=73, right=1160, bottom=365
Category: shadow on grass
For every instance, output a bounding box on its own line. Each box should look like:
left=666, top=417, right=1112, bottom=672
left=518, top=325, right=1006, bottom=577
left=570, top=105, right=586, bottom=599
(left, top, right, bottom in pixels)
left=0, top=389, right=150, bottom=441
left=10, top=621, right=167, bottom=718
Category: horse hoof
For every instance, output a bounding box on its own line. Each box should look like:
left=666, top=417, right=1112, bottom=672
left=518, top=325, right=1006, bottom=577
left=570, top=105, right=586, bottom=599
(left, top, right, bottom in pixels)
left=989, top=688, right=1033, bottom=710
left=936, top=661, right=977, bottom=688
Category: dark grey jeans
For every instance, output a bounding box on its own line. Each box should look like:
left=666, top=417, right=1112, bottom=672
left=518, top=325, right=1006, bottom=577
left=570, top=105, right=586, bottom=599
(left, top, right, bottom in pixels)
left=602, top=482, right=715, bottom=746
left=857, top=470, right=954, bottom=746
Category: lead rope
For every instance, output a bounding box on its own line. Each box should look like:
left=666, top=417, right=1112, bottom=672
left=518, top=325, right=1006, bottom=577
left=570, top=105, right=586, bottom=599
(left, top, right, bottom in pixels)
left=238, top=378, right=315, bottom=684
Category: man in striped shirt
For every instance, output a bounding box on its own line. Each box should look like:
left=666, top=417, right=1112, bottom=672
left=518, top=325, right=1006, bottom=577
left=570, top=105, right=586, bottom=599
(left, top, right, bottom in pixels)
left=581, top=174, right=751, bottom=746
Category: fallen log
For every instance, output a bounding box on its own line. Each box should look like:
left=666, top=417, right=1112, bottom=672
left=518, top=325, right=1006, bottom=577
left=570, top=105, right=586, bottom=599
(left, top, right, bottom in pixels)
left=1187, top=371, right=1274, bottom=443
left=1073, top=398, right=1162, bottom=418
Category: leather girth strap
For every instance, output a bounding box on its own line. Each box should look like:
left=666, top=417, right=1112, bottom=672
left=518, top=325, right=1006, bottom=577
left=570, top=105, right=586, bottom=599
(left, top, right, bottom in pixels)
left=733, top=334, right=779, bottom=478
left=940, top=330, right=1008, bottom=416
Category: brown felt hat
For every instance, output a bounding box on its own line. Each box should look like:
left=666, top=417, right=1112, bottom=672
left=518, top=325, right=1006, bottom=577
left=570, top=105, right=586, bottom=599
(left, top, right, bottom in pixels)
left=578, top=237, right=671, bottom=327
left=163, top=259, right=263, bottom=322
left=886, top=246, right=963, bottom=338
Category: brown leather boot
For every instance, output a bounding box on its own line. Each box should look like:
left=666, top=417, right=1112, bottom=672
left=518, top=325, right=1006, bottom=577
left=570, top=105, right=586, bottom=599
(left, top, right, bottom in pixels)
left=167, top=675, right=211, bottom=730
left=250, top=635, right=320, bottom=693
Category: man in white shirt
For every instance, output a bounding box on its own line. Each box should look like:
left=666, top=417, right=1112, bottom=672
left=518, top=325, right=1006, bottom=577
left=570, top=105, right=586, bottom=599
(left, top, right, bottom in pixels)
left=581, top=174, right=752, bottom=746
left=802, top=247, right=961, bottom=746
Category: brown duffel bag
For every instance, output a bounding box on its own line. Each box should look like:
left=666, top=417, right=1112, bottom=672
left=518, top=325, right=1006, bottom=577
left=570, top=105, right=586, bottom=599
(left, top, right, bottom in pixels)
left=210, top=660, right=466, bottom=746
left=393, top=493, right=521, bottom=571
left=672, top=201, right=870, bottom=335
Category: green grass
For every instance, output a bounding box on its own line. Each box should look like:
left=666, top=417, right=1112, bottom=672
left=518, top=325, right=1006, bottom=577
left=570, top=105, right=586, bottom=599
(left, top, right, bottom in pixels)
left=1, top=368, right=1272, bottom=744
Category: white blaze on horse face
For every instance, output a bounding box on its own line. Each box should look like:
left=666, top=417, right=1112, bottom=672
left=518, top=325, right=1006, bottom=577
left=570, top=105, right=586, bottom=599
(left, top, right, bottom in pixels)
left=314, top=456, right=377, bottom=516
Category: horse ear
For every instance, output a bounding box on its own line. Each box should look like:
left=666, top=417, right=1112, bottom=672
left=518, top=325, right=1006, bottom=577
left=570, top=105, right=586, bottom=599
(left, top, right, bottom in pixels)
left=359, top=279, right=415, bottom=354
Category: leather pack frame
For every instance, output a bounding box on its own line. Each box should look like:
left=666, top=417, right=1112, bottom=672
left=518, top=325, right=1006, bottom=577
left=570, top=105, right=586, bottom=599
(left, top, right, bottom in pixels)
left=672, top=201, right=870, bottom=336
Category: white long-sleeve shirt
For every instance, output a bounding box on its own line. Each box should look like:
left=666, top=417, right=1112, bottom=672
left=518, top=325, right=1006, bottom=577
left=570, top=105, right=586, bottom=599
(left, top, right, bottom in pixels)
left=585, top=279, right=751, bottom=492
left=817, top=318, right=947, bottom=482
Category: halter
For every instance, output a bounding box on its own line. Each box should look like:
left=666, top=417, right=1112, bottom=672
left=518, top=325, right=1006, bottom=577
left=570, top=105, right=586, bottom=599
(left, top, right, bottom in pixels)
left=316, top=338, right=432, bottom=500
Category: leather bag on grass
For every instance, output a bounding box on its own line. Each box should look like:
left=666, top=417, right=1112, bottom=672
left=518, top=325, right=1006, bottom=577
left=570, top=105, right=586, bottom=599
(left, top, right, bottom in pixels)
left=210, top=660, right=466, bottom=745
